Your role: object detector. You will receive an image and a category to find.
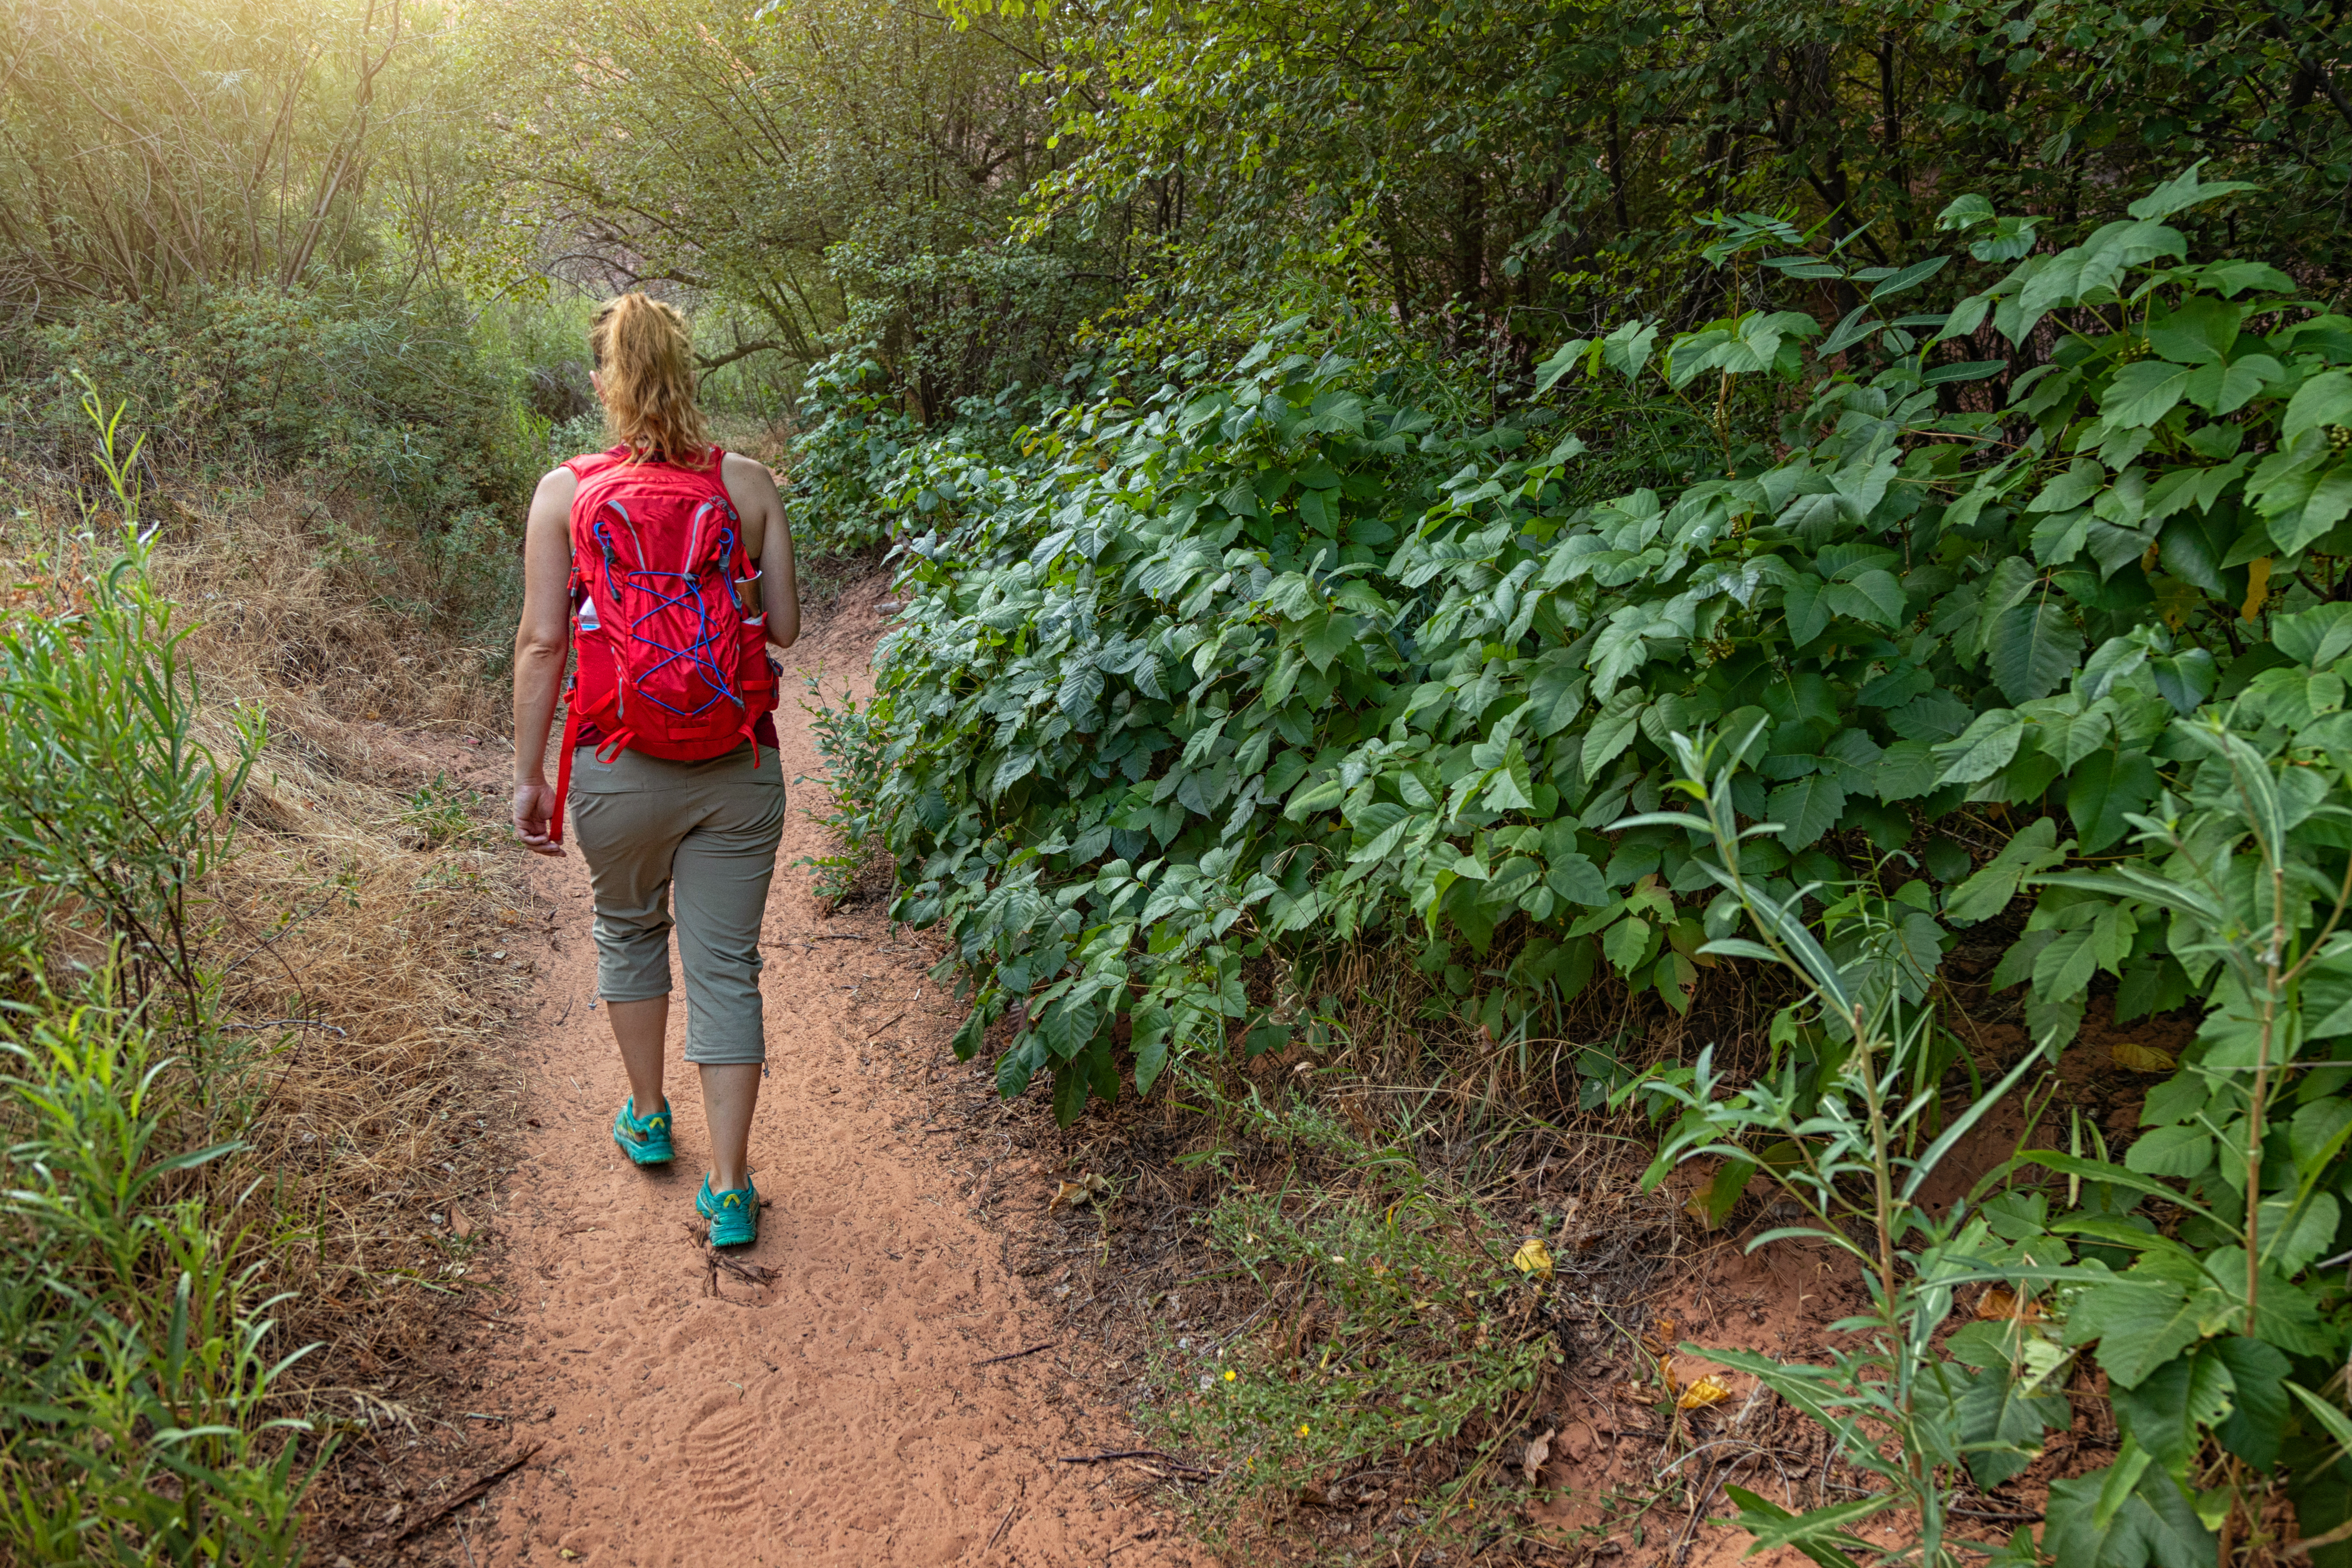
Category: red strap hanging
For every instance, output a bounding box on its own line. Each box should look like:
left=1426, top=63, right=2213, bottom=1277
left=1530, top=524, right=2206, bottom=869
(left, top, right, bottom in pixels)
left=549, top=701, right=582, bottom=846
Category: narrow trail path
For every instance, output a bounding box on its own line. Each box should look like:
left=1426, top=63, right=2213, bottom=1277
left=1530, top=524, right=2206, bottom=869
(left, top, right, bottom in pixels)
left=470, top=596, right=1206, bottom=1568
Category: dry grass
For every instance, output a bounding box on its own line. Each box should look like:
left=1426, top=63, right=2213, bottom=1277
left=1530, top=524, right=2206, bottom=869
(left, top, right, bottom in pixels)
left=0, top=453, right=531, bottom=1419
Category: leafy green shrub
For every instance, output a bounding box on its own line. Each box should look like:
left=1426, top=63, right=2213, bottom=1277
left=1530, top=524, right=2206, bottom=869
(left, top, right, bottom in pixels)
left=784, top=348, right=924, bottom=556
left=1637, top=701, right=2352, bottom=1564
left=2, top=280, right=540, bottom=525
left=794, top=680, right=894, bottom=903
left=844, top=165, right=2352, bottom=1133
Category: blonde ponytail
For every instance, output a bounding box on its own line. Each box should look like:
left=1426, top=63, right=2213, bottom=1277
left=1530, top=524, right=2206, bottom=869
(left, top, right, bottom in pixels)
left=588, top=294, right=710, bottom=464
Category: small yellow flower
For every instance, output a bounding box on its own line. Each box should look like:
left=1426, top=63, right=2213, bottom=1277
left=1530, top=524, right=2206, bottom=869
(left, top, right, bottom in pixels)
left=1297, top=1423, right=1311, bottom=1436
left=1223, top=1369, right=1237, bottom=1381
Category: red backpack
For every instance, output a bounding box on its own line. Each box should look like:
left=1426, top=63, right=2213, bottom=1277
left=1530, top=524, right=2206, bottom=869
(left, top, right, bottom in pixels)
left=547, top=446, right=779, bottom=844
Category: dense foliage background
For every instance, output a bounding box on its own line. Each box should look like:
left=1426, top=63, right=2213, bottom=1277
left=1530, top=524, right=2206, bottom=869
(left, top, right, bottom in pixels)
left=16, top=0, right=2352, bottom=1559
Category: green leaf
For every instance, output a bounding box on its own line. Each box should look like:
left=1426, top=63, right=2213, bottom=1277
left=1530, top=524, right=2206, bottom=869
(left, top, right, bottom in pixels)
left=2067, top=1280, right=2206, bottom=1390
left=2122, top=1125, right=2213, bottom=1180
left=2146, top=295, right=2246, bottom=364
left=1720, top=1487, right=1866, bottom=1568
left=2210, top=1336, right=2289, bottom=1471
left=1131, top=1002, right=1172, bottom=1094
left=2183, top=355, right=2278, bottom=415
left=2306, top=955, right=2352, bottom=1038
left=1545, top=852, right=1608, bottom=907
left=1783, top=575, right=1831, bottom=648
left=1819, top=307, right=1877, bottom=358
left=2258, top=1190, right=2340, bottom=1276
left=1832, top=568, right=1907, bottom=628
left=1768, top=774, right=1847, bottom=852
left=2110, top=1348, right=2232, bottom=1479
left=1582, top=690, right=1646, bottom=776
left=1871, top=255, right=1951, bottom=301
left=2284, top=369, right=2352, bottom=446
left=2128, top=163, right=2256, bottom=221
left=2148, top=649, right=2217, bottom=716
left=1935, top=708, right=2025, bottom=786
left=1284, top=773, right=1346, bottom=820
left=1875, top=739, right=1941, bottom=802
left=1300, top=608, right=1358, bottom=672
left=1990, top=601, right=2084, bottom=703
left=1601, top=916, right=1651, bottom=973
left=1050, top=1059, right=1091, bottom=1125
left=2032, top=928, right=2101, bottom=1002
left=1925, top=358, right=2010, bottom=384
left=952, top=1005, right=989, bottom=1062
left=1693, top=1157, right=1755, bottom=1227
left=2044, top=1464, right=2216, bottom=1568
left=2103, top=361, right=2195, bottom=428
left=1483, top=739, right=1537, bottom=812
left=2289, top=1380, right=2352, bottom=1455
left=2067, top=748, right=2159, bottom=854
left=1534, top=337, right=1593, bottom=395
left=1919, top=1360, right=2070, bottom=1488
left=1945, top=817, right=2060, bottom=920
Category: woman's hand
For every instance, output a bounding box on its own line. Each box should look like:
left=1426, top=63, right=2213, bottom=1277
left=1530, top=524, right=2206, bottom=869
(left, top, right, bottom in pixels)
left=513, top=780, right=566, bottom=857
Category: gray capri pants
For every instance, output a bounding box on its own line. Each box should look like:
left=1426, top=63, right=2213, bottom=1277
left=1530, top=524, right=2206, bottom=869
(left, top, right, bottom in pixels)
left=567, top=742, right=786, bottom=1065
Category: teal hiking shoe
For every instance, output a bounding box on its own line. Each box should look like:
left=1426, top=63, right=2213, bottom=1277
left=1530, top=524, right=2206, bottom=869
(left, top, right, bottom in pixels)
left=612, top=1097, right=674, bottom=1166
left=696, top=1175, right=759, bottom=1247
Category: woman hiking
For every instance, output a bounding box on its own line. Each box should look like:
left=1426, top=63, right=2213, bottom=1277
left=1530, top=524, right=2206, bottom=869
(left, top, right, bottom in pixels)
left=509, top=293, right=799, bottom=1248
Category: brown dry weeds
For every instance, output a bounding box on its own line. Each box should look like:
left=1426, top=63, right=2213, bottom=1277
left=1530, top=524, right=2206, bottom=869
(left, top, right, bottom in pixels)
left=0, top=455, right=530, bottom=1453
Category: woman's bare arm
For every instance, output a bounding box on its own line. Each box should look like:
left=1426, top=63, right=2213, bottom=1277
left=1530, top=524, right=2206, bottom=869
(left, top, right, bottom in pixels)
left=723, top=453, right=800, bottom=649
left=511, top=467, right=579, bottom=856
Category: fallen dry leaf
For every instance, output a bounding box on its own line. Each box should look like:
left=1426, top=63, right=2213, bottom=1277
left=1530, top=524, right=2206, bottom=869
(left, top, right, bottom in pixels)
left=1048, top=1172, right=1112, bottom=1210
left=1976, top=1286, right=2043, bottom=1321
left=1511, top=1236, right=1555, bottom=1281
left=1642, top=1318, right=1677, bottom=1356
left=1676, top=1373, right=1733, bottom=1410
left=2111, top=1040, right=2177, bottom=1073
left=1522, top=1427, right=1556, bottom=1486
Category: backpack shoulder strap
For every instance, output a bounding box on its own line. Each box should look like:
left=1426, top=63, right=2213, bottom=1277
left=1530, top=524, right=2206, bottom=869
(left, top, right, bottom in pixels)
left=562, top=444, right=631, bottom=483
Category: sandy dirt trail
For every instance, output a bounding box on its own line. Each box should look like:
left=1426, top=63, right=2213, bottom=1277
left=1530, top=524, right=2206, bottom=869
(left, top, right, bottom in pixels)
left=469, top=600, right=1206, bottom=1568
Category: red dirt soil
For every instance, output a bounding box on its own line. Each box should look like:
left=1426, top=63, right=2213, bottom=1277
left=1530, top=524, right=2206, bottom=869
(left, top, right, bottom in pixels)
left=450, top=589, right=1210, bottom=1568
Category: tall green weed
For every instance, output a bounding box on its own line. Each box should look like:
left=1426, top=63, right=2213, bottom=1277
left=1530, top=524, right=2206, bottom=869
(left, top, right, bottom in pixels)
left=0, top=390, right=323, bottom=1564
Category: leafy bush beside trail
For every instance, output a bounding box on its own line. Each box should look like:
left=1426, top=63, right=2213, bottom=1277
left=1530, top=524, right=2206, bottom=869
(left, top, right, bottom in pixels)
left=863, top=166, right=2330, bottom=1116
left=822, top=167, right=2352, bottom=1556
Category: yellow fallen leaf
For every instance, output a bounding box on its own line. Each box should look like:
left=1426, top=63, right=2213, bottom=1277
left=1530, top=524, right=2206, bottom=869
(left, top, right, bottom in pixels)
left=2243, top=556, right=2273, bottom=623
left=1977, top=1287, right=2044, bottom=1321
left=1511, top=1236, right=1554, bottom=1281
left=1676, top=1372, right=1733, bottom=1410
left=2111, top=1041, right=2177, bottom=1073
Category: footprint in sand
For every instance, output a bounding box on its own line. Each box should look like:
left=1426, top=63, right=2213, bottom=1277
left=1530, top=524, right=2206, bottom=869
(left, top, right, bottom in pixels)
left=681, top=1395, right=767, bottom=1516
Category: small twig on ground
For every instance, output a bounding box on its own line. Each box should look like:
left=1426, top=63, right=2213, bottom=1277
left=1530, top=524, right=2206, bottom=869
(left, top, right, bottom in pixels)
left=375, top=1444, right=542, bottom=1544
left=1057, top=1449, right=1217, bottom=1477
left=986, top=1500, right=1019, bottom=1550
left=452, top=1305, right=518, bottom=1325
left=707, top=1248, right=778, bottom=1290
left=865, top=1012, right=906, bottom=1037
left=971, top=1341, right=1056, bottom=1367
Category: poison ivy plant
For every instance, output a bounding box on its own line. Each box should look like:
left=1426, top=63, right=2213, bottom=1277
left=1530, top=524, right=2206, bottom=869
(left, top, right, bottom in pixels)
left=849, top=168, right=2352, bottom=1138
